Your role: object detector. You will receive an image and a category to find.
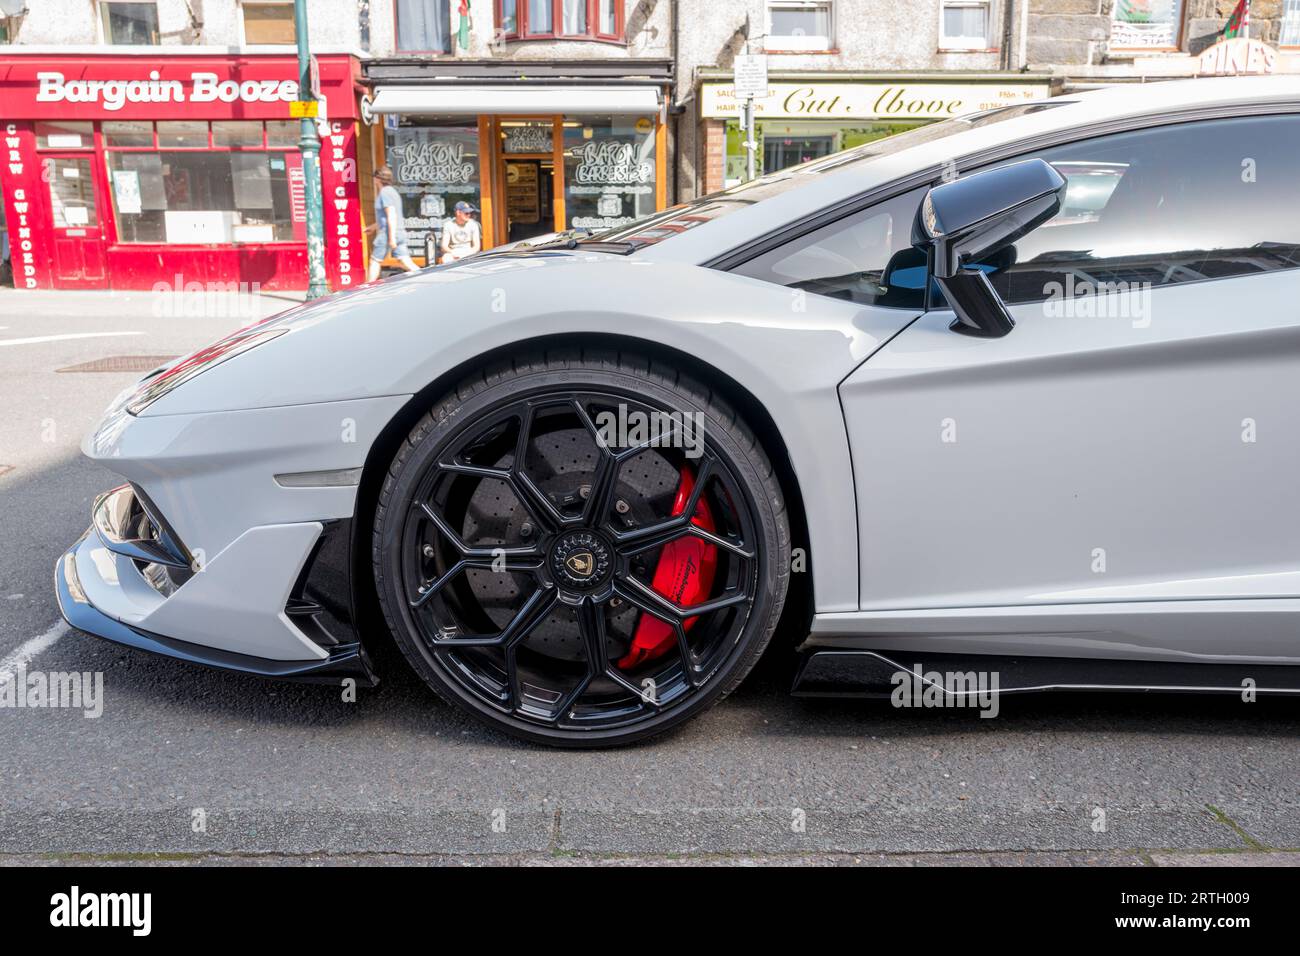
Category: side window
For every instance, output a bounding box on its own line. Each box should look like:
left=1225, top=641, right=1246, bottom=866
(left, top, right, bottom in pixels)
left=975, top=114, right=1300, bottom=304
left=731, top=187, right=928, bottom=309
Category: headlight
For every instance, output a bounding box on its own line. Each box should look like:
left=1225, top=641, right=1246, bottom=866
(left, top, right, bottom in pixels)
left=124, top=326, right=288, bottom=416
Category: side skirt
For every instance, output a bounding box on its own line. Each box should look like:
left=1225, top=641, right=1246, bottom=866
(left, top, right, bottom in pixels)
left=791, top=649, right=1300, bottom=698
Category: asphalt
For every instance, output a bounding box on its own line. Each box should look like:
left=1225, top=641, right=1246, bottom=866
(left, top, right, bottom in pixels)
left=1, top=288, right=1298, bottom=865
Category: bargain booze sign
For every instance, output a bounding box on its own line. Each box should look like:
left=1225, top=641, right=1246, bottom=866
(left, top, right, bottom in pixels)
left=0, top=53, right=364, bottom=291
left=35, top=71, right=299, bottom=112
left=0, top=54, right=358, bottom=121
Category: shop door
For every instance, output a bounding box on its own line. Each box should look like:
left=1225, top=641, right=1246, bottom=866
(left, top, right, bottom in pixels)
left=42, top=154, right=107, bottom=289
left=494, top=118, right=563, bottom=245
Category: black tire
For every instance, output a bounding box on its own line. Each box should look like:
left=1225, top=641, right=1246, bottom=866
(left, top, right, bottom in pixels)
left=373, top=349, right=790, bottom=747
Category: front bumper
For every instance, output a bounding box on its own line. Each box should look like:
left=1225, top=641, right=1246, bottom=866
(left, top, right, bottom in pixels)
left=54, top=391, right=410, bottom=686
left=55, top=484, right=377, bottom=685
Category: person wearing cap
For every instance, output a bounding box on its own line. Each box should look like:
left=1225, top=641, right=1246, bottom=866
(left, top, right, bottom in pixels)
left=366, top=165, right=419, bottom=281
left=440, top=201, right=482, bottom=263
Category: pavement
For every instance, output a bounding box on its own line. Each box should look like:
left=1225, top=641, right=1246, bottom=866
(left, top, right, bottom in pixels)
left=1, top=288, right=1298, bottom=866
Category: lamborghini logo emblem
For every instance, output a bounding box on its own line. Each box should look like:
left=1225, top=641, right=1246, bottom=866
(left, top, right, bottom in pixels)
left=565, top=551, right=595, bottom=577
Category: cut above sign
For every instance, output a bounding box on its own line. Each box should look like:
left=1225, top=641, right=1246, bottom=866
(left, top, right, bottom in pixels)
left=700, top=81, right=1051, bottom=121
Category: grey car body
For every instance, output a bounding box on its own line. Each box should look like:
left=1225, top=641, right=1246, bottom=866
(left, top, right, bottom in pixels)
left=58, top=75, right=1300, bottom=721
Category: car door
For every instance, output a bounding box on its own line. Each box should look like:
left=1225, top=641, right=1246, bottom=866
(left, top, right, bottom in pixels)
left=840, top=111, right=1300, bottom=661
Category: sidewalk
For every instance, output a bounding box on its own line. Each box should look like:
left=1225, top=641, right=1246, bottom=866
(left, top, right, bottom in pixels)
left=0, top=286, right=308, bottom=322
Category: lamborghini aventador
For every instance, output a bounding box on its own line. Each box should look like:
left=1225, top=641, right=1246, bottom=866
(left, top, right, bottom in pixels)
left=57, top=76, right=1300, bottom=745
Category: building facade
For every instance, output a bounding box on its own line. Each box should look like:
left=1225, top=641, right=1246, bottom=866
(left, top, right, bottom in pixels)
left=2, top=0, right=1298, bottom=286
left=0, top=0, right=368, bottom=291
left=359, top=0, right=674, bottom=262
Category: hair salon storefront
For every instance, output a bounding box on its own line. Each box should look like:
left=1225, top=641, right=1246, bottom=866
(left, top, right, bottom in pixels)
left=0, top=52, right=365, bottom=292
left=697, top=72, right=1054, bottom=193
left=363, top=59, right=671, bottom=263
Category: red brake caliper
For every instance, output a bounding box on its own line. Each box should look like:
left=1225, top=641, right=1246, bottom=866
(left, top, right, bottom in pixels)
left=616, top=465, right=718, bottom=670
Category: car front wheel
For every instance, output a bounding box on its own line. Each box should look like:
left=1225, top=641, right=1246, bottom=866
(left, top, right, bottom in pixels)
left=372, top=351, right=790, bottom=747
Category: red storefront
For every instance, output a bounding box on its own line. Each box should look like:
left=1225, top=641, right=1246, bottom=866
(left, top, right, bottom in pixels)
left=0, top=52, right=365, bottom=292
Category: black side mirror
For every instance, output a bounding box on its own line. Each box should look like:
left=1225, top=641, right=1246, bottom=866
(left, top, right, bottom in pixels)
left=912, top=159, right=1066, bottom=337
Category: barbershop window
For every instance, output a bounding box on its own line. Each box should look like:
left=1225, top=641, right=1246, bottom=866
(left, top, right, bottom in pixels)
left=562, top=115, right=657, bottom=233
left=99, top=1, right=161, bottom=45
left=383, top=118, right=483, bottom=256
left=102, top=121, right=300, bottom=244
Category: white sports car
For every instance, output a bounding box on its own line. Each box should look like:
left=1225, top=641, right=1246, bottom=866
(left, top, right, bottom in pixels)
left=58, top=76, right=1300, bottom=745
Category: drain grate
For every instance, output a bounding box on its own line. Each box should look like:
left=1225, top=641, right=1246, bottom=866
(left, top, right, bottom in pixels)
left=57, top=355, right=178, bottom=374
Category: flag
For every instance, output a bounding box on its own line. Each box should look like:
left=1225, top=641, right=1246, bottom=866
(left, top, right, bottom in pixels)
left=1223, top=0, right=1249, bottom=39
left=457, top=0, right=471, bottom=50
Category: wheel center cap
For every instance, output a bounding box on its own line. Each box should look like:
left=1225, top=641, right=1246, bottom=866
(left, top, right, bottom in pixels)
left=550, top=530, right=613, bottom=590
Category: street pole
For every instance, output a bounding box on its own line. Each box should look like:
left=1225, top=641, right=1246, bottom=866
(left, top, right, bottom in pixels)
left=294, top=0, right=328, bottom=300
left=744, top=95, right=756, bottom=182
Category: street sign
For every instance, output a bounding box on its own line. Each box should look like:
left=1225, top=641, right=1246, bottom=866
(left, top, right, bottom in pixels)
left=289, top=100, right=319, bottom=118
left=732, top=54, right=768, bottom=97
left=309, top=54, right=322, bottom=100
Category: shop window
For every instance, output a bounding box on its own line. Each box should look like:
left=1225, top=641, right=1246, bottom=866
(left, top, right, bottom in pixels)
left=213, top=121, right=266, bottom=148
left=1110, top=0, right=1183, bottom=50
left=267, top=121, right=301, bottom=148
left=35, top=121, right=95, bottom=150
left=99, top=1, right=160, bottom=45
left=105, top=121, right=299, bottom=245
left=103, top=121, right=154, bottom=148
left=498, top=0, right=624, bottom=40
left=241, top=1, right=297, bottom=45
left=384, top=120, right=483, bottom=258
left=723, top=119, right=922, bottom=185
left=397, top=0, right=453, bottom=52
left=767, top=1, right=833, bottom=52
left=1282, top=0, right=1300, bottom=46
left=44, top=158, right=101, bottom=229
left=562, top=116, right=656, bottom=233
left=157, top=121, right=209, bottom=149
left=939, top=0, right=991, bottom=50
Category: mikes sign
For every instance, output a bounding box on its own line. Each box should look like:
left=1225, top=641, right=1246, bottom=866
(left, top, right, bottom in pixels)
left=36, top=71, right=299, bottom=111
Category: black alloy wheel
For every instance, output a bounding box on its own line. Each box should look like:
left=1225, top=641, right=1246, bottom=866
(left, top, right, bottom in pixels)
left=373, top=352, right=790, bottom=747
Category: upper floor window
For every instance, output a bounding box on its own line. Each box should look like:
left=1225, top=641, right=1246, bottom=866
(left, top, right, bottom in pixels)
left=1282, top=0, right=1300, bottom=46
left=99, top=1, right=160, bottom=45
left=498, top=0, right=624, bottom=41
left=939, top=0, right=992, bottom=51
left=241, top=1, right=297, bottom=45
left=398, top=0, right=453, bottom=52
left=767, top=0, right=833, bottom=51
left=1110, top=0, right=1184, bottom=51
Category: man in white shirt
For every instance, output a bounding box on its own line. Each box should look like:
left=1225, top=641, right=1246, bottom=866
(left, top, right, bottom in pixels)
left=440, top=202, right=482, bottom=263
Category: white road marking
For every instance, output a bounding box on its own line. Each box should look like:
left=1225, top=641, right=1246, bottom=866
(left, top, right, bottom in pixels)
left=0, top=331, right=143, bottom=348
left=0, top=621, right=70, bottom=686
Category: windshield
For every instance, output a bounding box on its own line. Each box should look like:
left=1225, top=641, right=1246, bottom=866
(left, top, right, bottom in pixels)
left=585, top=101, right=1068, bottom=249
